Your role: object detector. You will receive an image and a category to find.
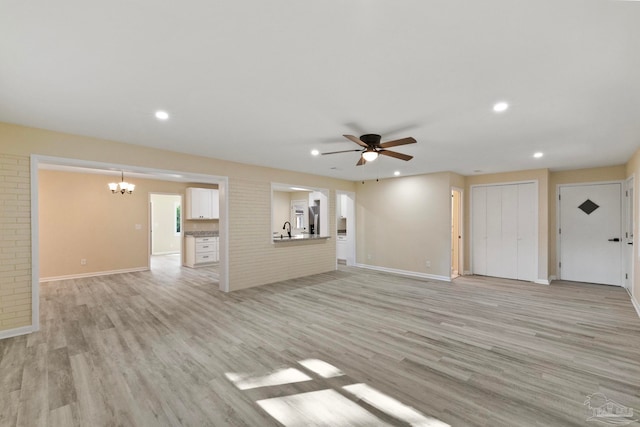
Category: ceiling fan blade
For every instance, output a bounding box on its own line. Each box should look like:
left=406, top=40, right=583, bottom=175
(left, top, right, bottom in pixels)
left=379, top=137, right=416, bottom=148
left=356, top=156, right=366, bottom=166
left=379, top=150, right=413, bottom=161
left=343, top=134, right=368, bottom=148
left=321, top=149, right=362, bottom=155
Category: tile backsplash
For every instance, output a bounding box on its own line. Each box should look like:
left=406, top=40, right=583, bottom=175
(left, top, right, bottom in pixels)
left=183, top=219, right=219, bottom=233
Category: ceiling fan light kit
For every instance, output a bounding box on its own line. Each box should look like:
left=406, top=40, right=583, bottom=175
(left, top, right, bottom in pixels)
left=321, top=134, right=416, bottom=166
left=362, top=149, right=379, bottom=162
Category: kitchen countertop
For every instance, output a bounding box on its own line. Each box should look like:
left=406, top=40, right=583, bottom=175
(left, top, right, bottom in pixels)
left=273, top=234, right=331, bottom=243
left=184, top=231, right=219, bottom=237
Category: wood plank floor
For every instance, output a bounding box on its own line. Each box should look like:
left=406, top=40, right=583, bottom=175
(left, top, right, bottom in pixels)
left=1, top=259, right=639, bottom=426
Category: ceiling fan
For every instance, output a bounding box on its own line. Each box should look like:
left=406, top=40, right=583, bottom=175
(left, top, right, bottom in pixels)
left=322, top=134, right=417, bottom=166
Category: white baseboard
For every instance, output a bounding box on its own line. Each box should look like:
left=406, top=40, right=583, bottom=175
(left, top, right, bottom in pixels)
left=354, top=263, right=451, bottom=282
left=548, top=275, right=556, bottom=283
left=534, top=279, right=551, bottom=285
left=463, top=270, right=472, bottom=276
left=40, top=267, right=149, bottom=283
left=0, top=325, right=34, bottom=340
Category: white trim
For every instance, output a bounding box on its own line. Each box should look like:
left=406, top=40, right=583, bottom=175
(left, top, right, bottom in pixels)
left=0, top=325, right=34, bottom=340
left=218, top=177, right=230, bottom=292
left=30, top=156, right=40, bottom=332
left=40, top=267, right=149, bottom=283
left=627, top=288, right=640, bottom=319
left=355, top=263, right=451, bottom=282
left=624, top=175, right=634, bottom=294
left=549, top=275, right=557, bottom=282
left=534, top=279, right=550, bottom=285
left=556, top=180, right=624, bottom=285
left=150, top=251, right=180, bottom=256
left=463, top=270, right=472, bottom=275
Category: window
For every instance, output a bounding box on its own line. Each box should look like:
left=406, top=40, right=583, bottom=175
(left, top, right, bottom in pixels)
left=175, top=202, right=181, bottom=235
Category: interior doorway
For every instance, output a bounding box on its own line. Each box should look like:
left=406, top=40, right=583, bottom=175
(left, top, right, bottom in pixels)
left=451, top=188, right=463, bottom=279
left=336, top=191, right=356, bottom=266
left=150, top=193, right=183, bottom=269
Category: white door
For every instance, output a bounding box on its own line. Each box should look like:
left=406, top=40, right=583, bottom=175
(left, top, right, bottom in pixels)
left=559, top=183, right=622, bottom=286
left=517, top=183, right=537, bottom=281
left=472, top=186, right=487, bottom=275
left=500, top=185, right=519, bottom=280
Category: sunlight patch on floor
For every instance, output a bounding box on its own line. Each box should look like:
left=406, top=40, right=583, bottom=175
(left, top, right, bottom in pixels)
left=257, top=389, right=391, bottom=427
left=226, top=359, right=450, bottom=426
left=298, top=359, right=344, bottom=378
left=225, top=368, right=311, bottom=390
left=343, top=383, right=450, bottom=427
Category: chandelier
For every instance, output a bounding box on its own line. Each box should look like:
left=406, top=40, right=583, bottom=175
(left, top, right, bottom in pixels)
left=108, top=171, right=135, bottom=195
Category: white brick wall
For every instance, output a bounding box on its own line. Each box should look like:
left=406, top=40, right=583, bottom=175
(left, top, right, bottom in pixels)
left=0, top=154, right=31, bottom=331
left=228, top=178, right=336, bottom=290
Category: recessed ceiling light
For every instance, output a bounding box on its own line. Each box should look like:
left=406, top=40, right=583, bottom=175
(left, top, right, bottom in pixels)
left=394, top=171, right=400, bottom=176
left=311, top=149, right=319, bottom=156
left=533, top=152, right=543, bottom=158
left=155, top=110, right=169, bottom=120
left=493, top=102, right=509, bottom=113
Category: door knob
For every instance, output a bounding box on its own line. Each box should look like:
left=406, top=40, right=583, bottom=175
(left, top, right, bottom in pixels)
left=608, top=238, right=620, bottom=242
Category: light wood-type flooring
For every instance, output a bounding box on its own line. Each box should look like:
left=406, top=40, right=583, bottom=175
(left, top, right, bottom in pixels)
left=1, top=258, right=639, bottom=426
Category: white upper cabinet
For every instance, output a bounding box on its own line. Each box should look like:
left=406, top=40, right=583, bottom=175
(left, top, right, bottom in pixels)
left=186, top=188, right=219, bottom=219
left=339, top=194, right=348, bottom=218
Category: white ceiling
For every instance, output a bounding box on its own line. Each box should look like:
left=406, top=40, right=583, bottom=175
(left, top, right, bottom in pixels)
left=2, top=0, right=640, bottom=181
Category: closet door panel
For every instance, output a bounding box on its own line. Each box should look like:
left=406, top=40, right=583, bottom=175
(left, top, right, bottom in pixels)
left=485, top=186, right=503, bottom=277
left=501, top=185, right=519, bottom=280
left=517, top=183, right=537, bottom=281
left=471, top=187, right=487, bottom=275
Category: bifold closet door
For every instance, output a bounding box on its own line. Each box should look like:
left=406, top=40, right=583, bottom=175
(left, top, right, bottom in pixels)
left=516, top=183, right=537, bottom=281
left=499, top=185, right=519, bottom=279
left=472, top=183, right=536, bottom=281
left=471, top=186, right=487, bottom=275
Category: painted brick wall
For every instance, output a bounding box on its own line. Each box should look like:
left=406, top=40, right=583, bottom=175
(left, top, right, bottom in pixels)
left=228, top=178, right=336, bottom=290
left=0, top=154, right=31, bottom=331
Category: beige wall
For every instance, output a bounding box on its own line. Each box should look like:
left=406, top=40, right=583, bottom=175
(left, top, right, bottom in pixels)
left=465, top=169, right=550, bottom=281
left=0, top=121, right=357, bottom=334
left=548, top=165, right=626, bottom=278
left=356, top=172, right=454, bottom=279
left=39, top=170, right=220, bottom=279
left=0, top=154, right=31, bottom=331
left=626, top=149, right=640, bottom=308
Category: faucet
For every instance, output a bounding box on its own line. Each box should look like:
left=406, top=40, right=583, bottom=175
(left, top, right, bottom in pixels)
left=283, top=221, right=292, bottom=238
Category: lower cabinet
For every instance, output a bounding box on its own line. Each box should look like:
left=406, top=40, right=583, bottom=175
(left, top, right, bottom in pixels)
left=336, top=236, right=347, bottom=260
left=185, top=235, right=219, bottom=267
